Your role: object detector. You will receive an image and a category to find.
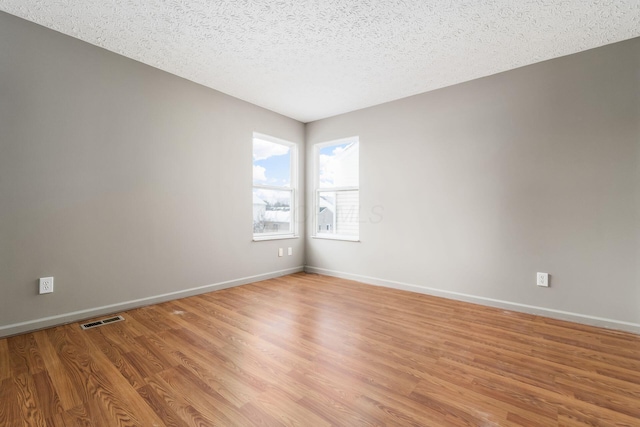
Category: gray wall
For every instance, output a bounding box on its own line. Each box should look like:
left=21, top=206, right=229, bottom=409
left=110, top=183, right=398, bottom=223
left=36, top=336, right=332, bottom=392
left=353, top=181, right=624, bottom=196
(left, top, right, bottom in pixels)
left=2, top=10, right=638, bottom=336
left=0, top=12, right=305, bottom=336
left=306, top=38, right=640, bottom=330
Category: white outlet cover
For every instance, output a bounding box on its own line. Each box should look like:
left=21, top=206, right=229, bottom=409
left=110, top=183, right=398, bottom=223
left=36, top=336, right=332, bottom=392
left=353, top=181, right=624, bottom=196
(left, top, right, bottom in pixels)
left=39, top=277, right=54, bottom=294
left=536, top=272, right=549, bottom=287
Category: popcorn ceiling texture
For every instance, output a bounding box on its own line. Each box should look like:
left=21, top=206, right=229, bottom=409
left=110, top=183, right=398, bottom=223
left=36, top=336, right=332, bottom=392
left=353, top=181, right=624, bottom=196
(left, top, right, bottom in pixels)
left=1, top=1, right=639, bottom=122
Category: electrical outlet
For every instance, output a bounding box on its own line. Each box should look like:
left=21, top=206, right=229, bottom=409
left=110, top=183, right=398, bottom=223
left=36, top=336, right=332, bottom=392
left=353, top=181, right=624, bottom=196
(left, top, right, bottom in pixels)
left=536, top=272, right=549, bottom=287
left=39, top=277, right=54, bottom=294
left=278, top=248, right=283, bottom=257
left=288, top=247, right=292, bottom=256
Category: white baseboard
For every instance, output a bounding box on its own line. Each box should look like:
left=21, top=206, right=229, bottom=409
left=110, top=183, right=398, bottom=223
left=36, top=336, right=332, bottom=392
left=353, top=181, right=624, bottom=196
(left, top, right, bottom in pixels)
left=0, top=266, right=304, bottom=338
left=305, top=266, right=640, bottom=335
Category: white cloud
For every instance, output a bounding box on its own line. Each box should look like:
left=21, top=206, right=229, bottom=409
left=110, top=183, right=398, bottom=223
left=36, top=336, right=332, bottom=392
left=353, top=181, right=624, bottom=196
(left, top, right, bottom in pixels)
left=253, top=165, right=266, bottom=182
left=319, top=153, right=335, bottom=187
left=253, top=138, right=290, bottom=160
left=319, top=144, right=357, bottom=187
left=319, top=146, right=345, bottom=186
left=331, top=146, right=346, bottom=156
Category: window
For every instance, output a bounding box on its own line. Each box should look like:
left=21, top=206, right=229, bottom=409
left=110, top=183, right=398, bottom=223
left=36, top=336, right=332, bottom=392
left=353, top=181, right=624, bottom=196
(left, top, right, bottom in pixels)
left=253, top=133, right=297, bottom=240
left=314, top=137, right=359, bottom=240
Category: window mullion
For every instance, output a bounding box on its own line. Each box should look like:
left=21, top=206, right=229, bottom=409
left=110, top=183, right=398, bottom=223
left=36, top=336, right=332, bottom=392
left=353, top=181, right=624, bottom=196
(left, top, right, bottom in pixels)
left=254, top=184, right=292, bottom=191
left=317, top=187, right=358, bottom=192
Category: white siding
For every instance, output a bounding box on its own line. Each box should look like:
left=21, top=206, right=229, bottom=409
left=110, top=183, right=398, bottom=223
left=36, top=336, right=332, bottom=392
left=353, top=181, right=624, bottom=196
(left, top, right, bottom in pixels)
left=335, top=190, right=359, bottom=236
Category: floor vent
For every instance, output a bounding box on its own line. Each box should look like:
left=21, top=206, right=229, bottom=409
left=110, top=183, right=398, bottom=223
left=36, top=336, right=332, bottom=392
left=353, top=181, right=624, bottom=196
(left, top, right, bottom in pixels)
left=80, top=315, right=124, bottom=330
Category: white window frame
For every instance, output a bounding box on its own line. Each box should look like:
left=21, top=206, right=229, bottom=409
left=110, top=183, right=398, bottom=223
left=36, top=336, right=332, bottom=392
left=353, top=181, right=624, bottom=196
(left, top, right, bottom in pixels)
left=313, top=136, right=360, bottom=242
left=252, top=133, right=298, bottom=241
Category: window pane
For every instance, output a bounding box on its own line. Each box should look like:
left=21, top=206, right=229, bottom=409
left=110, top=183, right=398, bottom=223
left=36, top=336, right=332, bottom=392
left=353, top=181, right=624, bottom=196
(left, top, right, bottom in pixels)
left=317, top=190, right=359, bottom=236
left=253, top=137, right=291, bottom=187
left=253, top=188, right=292, bottom=235
left=319, top=141, right=359, bottom=188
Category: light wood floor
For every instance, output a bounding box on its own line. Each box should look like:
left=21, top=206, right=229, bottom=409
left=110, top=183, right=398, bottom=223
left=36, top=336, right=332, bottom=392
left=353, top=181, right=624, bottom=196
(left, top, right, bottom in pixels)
left=1, top=273, right=639, bottom=426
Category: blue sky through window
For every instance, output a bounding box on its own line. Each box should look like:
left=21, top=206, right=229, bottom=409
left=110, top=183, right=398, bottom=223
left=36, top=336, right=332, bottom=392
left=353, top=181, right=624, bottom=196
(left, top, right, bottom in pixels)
left=319, top=142, right=352, bottom=187
left=253, top=137, right=291, bottom=187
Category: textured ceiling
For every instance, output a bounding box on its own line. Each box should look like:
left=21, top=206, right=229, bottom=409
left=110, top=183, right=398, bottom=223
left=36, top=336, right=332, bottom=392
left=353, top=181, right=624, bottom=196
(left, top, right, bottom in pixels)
left=1, top=1, right=639, bottom=123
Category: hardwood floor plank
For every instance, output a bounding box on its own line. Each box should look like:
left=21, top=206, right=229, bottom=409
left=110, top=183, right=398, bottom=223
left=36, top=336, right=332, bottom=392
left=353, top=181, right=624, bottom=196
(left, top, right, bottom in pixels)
left=84, top=328, right=148, bottom=389
left=144, top=374, right=215, bottom=427
left=290, top=373, right=384, bottom=427
left=59, top=402, right=94, bottom=427
left=426, top=353, right=640, bottom=426
left=413, top=358, right=559, bottom=425
left=159, top=327, right=271, bottom=394
left=45, top=324, right=166, bottom=427
left=8, top=333, right=45, bottom=376
left=557, top=406, right=639, bottom=427
left=153, top=367, right=245, bottom=426
left=137, top=384, right=190, bottom=427
left=411, top=366, right=557, bottom=425
left=289, top=355, right=453, bottom=426
left=32, top=330, right=84, bottom=411
left=0, top=377, right=21, bottom=427
left=1, top=272, right=639, bottom=426
left=13, top=372, right=47, bottom=427
left=171, top=299, right=315, bottom=373
left=238, top=402, right=287, bottom=427
left=44, top=327, right=94, bottom=404
left=32, top=370, right=64, bottom=419
left=171, top=348, right=256, bottom=407
left=554, top=370, right=640, bottom=401
left=0, top=338, right=11, bottom=382
left=81, top=358, right=160, bottom=426
left=251, top=387, right=332, bottom=427
left=43, top=412, right=69, bottom=427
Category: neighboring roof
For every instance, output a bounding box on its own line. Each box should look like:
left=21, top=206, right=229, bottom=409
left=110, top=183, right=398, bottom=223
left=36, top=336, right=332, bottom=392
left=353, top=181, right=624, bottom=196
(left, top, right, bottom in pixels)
left=318, top=196, right=335, bottom=212
left=264, top=210, right=290, bottom=223
left=253, top=195, right=267, bottom=205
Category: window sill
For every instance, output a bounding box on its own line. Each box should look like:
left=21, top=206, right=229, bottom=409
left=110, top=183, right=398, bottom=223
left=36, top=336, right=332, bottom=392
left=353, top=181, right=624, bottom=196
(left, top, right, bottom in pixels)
left=312, top=235, right=360, bottom=242
left=253, top=234, right=299, bottom=242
